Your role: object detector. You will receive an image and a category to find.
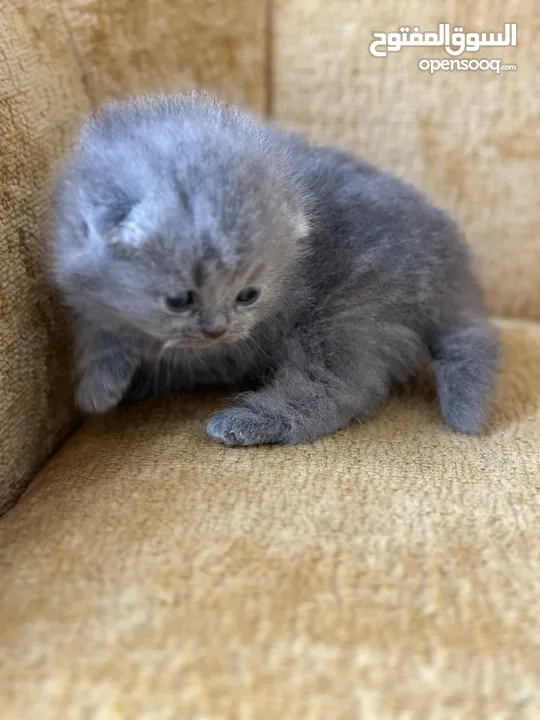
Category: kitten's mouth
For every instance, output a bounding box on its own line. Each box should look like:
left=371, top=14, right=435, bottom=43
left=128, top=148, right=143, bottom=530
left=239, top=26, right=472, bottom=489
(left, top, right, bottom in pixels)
left=161, top=336, right=227, bottom=352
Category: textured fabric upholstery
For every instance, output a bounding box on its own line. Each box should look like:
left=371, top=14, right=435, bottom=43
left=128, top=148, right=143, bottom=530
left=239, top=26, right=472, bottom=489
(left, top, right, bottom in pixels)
left=1, top=0, right=539, bottom=717
left=2, top=320, right=540, bottom=718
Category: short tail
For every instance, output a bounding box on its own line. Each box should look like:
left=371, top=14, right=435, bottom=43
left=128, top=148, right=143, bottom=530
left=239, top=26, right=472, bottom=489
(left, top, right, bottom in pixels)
left=430, top=320, right=499, bottom=434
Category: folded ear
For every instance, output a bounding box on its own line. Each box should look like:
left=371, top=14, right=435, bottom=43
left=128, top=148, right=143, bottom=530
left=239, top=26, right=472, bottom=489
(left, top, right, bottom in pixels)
left=105, top=199, right=153, bottom=248
left=71, top=186, right=144, bottom=251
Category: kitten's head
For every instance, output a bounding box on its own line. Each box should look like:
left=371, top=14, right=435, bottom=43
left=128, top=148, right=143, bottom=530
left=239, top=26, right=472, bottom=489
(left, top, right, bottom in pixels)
left=51, top=93, right=311, bottom=349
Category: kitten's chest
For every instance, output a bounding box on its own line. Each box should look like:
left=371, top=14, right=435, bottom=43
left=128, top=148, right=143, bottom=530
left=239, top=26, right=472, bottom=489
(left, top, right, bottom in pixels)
left=141, top=338, right=272, bottom=394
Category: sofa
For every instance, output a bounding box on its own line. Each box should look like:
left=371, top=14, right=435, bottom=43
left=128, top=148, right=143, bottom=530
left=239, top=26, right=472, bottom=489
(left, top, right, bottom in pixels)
left=1, top=1, right=538, bottom=717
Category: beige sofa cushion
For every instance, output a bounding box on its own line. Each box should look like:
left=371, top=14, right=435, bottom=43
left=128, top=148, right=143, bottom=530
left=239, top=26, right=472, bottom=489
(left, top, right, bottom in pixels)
left=2, top=319, right=540, bottom=718
left=273, top=0, right=540, bottom=320
left=0, top=0, right=267, bottom=514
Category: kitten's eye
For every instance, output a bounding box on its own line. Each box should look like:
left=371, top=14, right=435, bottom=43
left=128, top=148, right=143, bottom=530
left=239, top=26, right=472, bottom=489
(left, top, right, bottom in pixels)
left=165, top=291, right=194, bottom=312
left=236, top=287, right=260, bottom=306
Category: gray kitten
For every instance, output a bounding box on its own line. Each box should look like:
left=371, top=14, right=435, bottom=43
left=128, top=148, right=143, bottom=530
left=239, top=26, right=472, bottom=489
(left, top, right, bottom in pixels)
left=50, top=92, right=498, bottom=446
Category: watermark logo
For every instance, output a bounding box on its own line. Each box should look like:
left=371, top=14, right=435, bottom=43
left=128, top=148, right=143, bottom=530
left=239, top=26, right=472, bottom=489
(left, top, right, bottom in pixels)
left=369, top=22, right=517, bottom=58
left=418, top=58, right=517, bottom=74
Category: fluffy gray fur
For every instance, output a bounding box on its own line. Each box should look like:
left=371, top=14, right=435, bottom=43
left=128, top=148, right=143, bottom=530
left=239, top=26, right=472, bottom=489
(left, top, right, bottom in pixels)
left=49, top=92, right=498, bottom=446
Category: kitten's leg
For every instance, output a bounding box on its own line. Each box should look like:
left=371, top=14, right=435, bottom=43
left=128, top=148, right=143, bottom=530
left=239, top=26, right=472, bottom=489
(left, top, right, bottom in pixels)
left=429, top=318, right=499, bottom=434
left=74, top=321, right=140, bottom=414
left=207, top=327, right=422, bottom=446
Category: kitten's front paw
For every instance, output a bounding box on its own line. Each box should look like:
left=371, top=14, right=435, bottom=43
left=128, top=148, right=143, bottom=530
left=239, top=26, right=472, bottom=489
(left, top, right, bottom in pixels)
left=206, top=408, right=292, bottom=446
left=75, top=372, right=130, bottom=415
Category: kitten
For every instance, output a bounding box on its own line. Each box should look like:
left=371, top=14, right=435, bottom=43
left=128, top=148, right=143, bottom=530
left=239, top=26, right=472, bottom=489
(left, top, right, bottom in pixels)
left=49, top=92, right=498, bottom=446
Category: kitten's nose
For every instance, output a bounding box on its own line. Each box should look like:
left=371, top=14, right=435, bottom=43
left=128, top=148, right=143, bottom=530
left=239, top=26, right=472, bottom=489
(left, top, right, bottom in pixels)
left=200, top=316, right=228, bottom=339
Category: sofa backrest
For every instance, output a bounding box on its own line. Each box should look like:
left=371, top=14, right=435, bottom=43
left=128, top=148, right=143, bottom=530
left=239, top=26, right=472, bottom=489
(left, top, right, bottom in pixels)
left=271, top=1, right=539, bottom=320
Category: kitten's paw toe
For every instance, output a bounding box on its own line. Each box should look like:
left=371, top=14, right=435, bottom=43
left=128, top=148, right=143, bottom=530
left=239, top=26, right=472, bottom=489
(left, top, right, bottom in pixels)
left=206, top=408, right=290, bottom=446
left=75, top=377, right=126, bottom=415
